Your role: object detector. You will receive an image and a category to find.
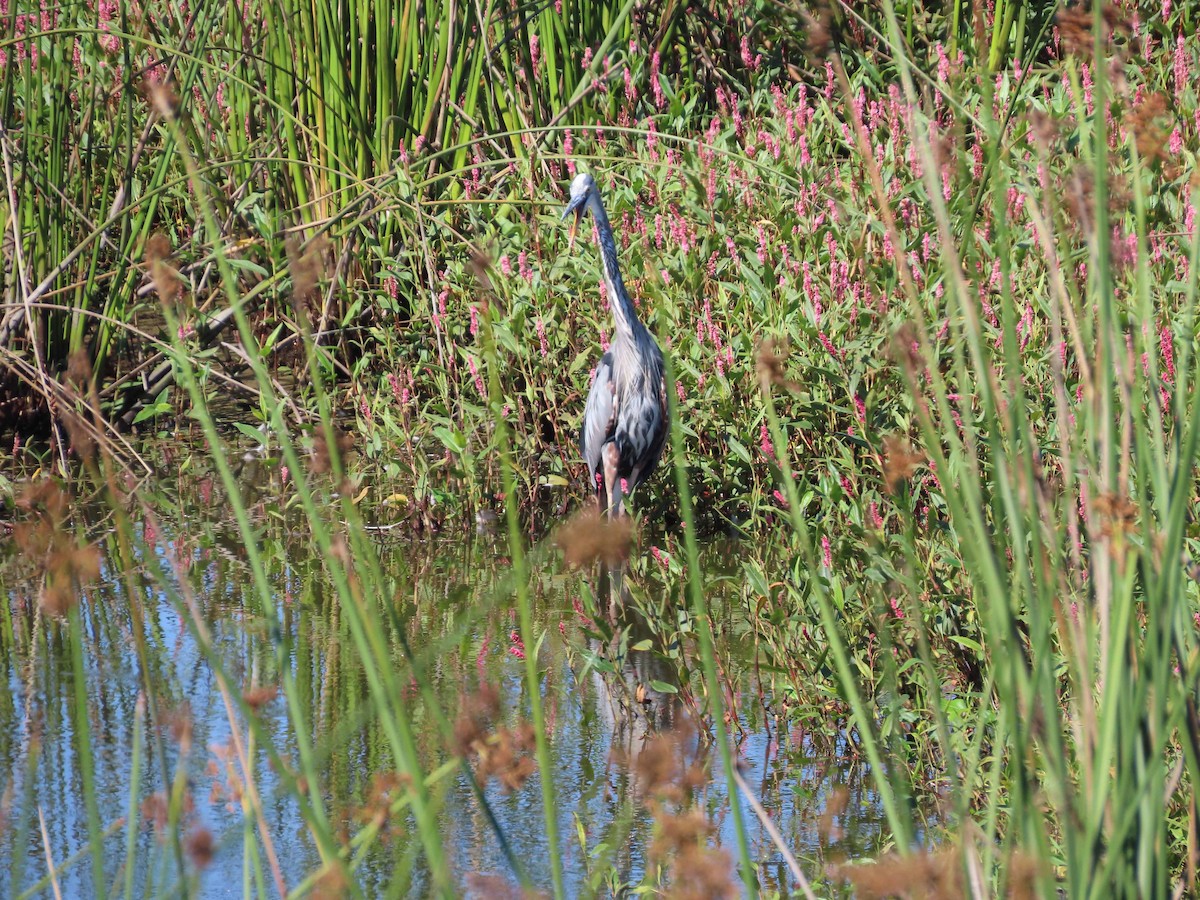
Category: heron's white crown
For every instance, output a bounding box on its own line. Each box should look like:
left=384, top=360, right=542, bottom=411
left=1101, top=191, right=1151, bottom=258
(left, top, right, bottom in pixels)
left=569, top=172, right=596, bottom=201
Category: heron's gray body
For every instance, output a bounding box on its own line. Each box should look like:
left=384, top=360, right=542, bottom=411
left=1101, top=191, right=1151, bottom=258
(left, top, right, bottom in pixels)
left=565, top=174, right=667, bottom=519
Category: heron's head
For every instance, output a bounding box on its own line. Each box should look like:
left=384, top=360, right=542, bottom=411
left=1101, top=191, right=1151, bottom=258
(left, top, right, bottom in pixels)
left=562, top=173, right=597, bottom=248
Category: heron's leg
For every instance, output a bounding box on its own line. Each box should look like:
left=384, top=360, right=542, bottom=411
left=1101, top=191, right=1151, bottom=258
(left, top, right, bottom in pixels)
left=602, top=443, right=621, bottom=520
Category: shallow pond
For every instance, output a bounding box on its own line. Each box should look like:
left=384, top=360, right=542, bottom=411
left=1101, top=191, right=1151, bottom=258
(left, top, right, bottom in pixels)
left=0, top=466, right=888, bottom=897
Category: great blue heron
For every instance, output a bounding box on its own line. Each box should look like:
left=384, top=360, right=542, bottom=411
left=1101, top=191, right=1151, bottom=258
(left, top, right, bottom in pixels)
left=563, top=173, right=668, bottom=520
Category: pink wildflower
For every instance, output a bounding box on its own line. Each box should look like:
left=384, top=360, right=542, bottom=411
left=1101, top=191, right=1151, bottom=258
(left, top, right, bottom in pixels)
left=759, top=424, right=775, bottom=461
left=869, top=502, right=884, bottom=529
left=1175, top=34, right=1189, bottom=99
left=651, top=51, right=665, bottom=109
left=821, top=536, right=832, bottom=569
left=467, top=356, right=486, bottom=398
left=509, top=630, right=526, bottom=660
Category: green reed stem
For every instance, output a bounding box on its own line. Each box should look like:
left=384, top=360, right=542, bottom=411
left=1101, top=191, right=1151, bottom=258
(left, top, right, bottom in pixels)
left=662, top=349, right=759, bottom=894
left=123, top=696, right=145, bottom=900
left=154, top=98, right=451, bottom=896
left=478, top=283, right=565, bottom=899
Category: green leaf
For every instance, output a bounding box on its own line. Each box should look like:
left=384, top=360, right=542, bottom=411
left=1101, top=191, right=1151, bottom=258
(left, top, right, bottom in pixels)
left=233, top=422, right=269, bottom=444
left=433, top=426, right=466, bottom=454
left=726, top=434, right=752, bottom=465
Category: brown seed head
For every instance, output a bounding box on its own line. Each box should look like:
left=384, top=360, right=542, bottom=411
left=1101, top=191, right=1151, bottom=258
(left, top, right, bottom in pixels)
left=1127, top=92, right=1169, bottom=163
left=1058, top=3, right=1130, bottom=57
left=801, top=5, right=835, bottom=59
left=60, top=406, right=97, bottom=465
left=1093, top=492, right=1138, bottom=539
left=242, top=684, right=279, bottom=711
left=66, top=350, right=93, bottom=389
left=454, top=684, right=501, bottom=756
left=555, top=507, right=634, bottom=569
left=311, top=428, right=354, bottom=475
left=1057, top=7, right=1092, bottom=56
left=882, top=435, right=924, bottom=494
left=287, top=236, right=330, bottom=314
left=1027, top=111, right=1060, bottom=151
left=148, top=80, right=180, bottom=117
left=830, top=849, right=962, bottom=900
left=311, top=866, right=350, bottom=900
left=185, top=828, right=215, bottom=869
left=755, top=338, right=800, bottom=392
left=145, top=233, right=182, bottom=303
left=817, top=784, right=850, bottom=842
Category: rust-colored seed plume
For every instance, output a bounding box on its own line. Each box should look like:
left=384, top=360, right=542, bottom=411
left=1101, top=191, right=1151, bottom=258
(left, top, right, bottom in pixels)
left=454, top=684, right=501, bottom=756
left=145, top=233, right=182, bottom=303
left=829, top=849, right=963, bottom=899
left=755, top=338, right=801, bottom=392
left=66, top=349, right=93, bottom=388
left=241, top=684, right=279, bottom=711
left=185, top=827, right=215, bottom=869
left=882, top=434, right=924, bottom=495
left=555, top=507, right=634, bottom=569
left=1057, top=4, right=1130, bottom=57
left=464, top=874, right=546, bottom=900
left=1127, top=93, right=1169, bottom=162
left=310, top=428, right=354, bottom=475
left=1027, top=111, right=1060, bottom=150
left=817, top=784, right=850, bottom=842
left=310, top=867, right=350, bottom=900
left=62, top=351, right=98, bottom=464
left=1056, top=7, right=1093, bottom=56
left=454, top=686, right=537, bottom=792
left=354, top=771, right=411, bottom=830
left=14, top=480, right=101, bottom=617
left=1093, top=492, right=1138, bottom=539
left=287, top=235, right=330, bottom=316
left=148, top=81, right=180, bottom=117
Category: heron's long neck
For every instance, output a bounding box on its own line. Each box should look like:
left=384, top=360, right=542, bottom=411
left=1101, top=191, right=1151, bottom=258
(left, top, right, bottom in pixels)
left=588, top=194, right=642, bottom=339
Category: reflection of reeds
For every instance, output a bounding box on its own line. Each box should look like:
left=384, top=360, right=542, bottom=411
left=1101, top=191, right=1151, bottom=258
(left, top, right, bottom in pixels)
left=12, top=480, right=100, bottom=617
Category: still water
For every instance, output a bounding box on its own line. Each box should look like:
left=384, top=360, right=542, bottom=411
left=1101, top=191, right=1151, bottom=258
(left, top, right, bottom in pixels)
left=0, top=466, right=886, bottom=897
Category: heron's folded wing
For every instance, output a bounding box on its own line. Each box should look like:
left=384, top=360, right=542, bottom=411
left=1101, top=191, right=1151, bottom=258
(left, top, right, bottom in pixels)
left=580, top=352, right=616, bottom=478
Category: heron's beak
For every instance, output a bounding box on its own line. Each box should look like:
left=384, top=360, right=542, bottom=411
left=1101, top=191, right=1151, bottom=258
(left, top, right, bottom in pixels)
left=562, top=194, right=586, bottom=249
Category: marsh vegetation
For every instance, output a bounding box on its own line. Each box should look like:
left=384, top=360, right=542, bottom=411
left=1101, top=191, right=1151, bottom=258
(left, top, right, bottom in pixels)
left=3, top=0, right=1200, bottom=896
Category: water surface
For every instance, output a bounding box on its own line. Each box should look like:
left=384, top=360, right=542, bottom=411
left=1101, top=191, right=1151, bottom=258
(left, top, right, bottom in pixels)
left=0, top=472, right=887, bottom=896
